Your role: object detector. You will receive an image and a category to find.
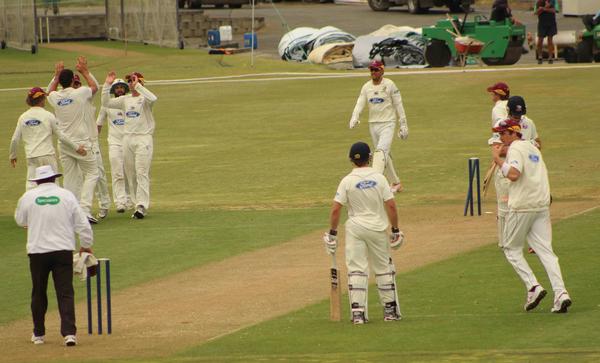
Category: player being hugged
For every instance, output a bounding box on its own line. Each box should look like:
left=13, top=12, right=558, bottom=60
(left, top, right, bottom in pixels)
left=349, top=60, right=408, bottom=193
left=101, top=71, right=157, bottom=219
left=324, top=142, right=405, bottom=324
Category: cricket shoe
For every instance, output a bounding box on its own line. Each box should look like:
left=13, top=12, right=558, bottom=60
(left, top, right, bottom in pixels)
left=31, top=334, right=44, bottom=345
left=524, top=285, right=547, bottom=311
left=551, top=292, right=572, bottom=313
left=116, top=205, right=126, bottom=213
left=87, top=215, right=98, bottom=225
left=390, top=182, right=404, bottom=194
left=351, top=309, right=366, bottom=325
left=64, top=335, right=77, bottom=346
left=97, top=208, right=108, bottom=219
left=383, top=302, right=401, bottom=321
left=132, top=206, right=146, bottom=219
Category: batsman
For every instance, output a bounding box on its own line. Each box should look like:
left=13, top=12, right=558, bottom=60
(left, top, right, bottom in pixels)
left=324, top=142, right=405, bottom=324
left=349, top=60, right=408, bottom=193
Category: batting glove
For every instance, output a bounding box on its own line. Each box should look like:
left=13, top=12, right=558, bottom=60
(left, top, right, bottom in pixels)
left=397, top=124, right=409, bottom=140
left=349, top=119, right=360, bottom=129
left=390, top=227, right=405, bottom=250
left=323, top=230, right=338, bottom=255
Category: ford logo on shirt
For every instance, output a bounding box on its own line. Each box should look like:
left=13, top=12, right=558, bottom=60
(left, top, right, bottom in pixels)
left=112, top=119, right=125, bottom=126
left=25, top=119, right=41, bottom=126
left=528, top=154, right=539, bottom=162
left=356, top=180, right=377, bottom=190
left=369, top=98, right=385, bottom=104
left=126, top=111, right=140, bottom=118
left=57, top=99, right=74, bottom=106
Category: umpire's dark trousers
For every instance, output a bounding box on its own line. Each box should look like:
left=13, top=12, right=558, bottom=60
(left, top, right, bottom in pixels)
left=29, top=250, right=76, bottom=337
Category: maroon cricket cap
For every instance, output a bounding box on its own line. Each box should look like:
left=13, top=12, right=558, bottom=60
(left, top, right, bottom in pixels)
left=28, top=87, right=46, bottom=99
left=486, top=82, right=509, bottom=97
left=492, top=119, right=521, bottom=133
left=368, top=60, right=384, bottom=71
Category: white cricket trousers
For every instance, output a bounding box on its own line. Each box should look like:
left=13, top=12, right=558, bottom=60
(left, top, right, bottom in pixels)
left=108, top=143, right=130, bottom=208
left=58, top=141, right=99, bottom=215
left=368, top=121, right=400, bottom=184
left=123, top=134, right=153, bottom=209
left=25, top=155, right=59, bottom=190
left=345, top=219, right=397, bottom=313
left=92, top=140, right=111, bottom=210
left=502, top=210, right=567, bottom=296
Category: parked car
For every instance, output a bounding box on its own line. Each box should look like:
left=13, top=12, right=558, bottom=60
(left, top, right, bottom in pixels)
left=178, top=0, right=248, bottom=9
left=368, top=0, right=473, bottom=14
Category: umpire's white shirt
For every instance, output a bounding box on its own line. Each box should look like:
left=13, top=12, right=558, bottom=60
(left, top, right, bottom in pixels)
left=334, top=167, right=394, bottom=231
left=351, top=78, right=407, bottom=124
left=506, top=140, right=550, bottom=211
left=101, top=83, right=157, bottom=135
left=48, top=87, right=94, bottom=142
left=15, top=183, right=93, bottom=254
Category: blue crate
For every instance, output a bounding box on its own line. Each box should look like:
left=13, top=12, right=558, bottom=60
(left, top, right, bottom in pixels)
left=207, top=30, right=220, bottom=46
left=243, top=33, right=258, bottom=49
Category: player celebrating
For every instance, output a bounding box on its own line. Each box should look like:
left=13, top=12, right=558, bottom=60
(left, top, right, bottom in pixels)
left=97, top=78, right=132, bottom=213
left=101, top=71, right=158, bottom=219
left=324, top=142, right=405, bottom=324
left=349, top=60, right=408, bottom=193
left=491, top=119, right=571, bottom=313
left=9, top=87, right=86, bottom=190
left=47, top=60, right=100, bottom=224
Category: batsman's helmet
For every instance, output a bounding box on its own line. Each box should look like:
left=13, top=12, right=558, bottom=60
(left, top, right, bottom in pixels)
left=368, top=60, right=385, bottom=71
left=349, top=142, right=371, bottom=164
left=492, top=119, right=522, bottom=134
left=486, top=82, right=509, bottom=99
left=507, top=96, right=526, bottom=116
left=110, top=78, right=130, bottom=95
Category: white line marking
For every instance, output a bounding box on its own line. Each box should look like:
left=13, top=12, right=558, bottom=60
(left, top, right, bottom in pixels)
left=2, top=64, right=600, bottom=92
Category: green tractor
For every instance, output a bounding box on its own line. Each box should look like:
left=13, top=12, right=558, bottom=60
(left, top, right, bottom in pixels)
left=576, top=15, right=600, bottom=62
left=422, top=16, right=526, bottom=67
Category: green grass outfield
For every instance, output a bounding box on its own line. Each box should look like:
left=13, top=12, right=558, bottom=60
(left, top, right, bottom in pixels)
left=1, top=42, right=599, bottom=361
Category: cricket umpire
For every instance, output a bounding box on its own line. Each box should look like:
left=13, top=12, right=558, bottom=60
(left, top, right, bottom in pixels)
left=349, top=60, right=408, bottom=193
left=491, top=120, right=571, bottom=313
left=15, top=165, right=94, bottom=346
left=324, top=142, right=405, bottom=324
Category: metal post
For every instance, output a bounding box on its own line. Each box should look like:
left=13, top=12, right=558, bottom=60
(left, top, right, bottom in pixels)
left=86, top=275, right=92, bottom=335
left=104, top=259, right=112, bottom=334
left=96, top=261, right=103, bottom=335
left=474, top=158, right=481, bottom=216
left=464, top=158, right=473, bottom=216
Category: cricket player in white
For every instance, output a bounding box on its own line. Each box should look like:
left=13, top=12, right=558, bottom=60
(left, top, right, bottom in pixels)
left=349, top=60, right=408, bottom=193
left=101, top=71, right=157, bottom=219
left=487, top=82, right=510, bottom=126
left=9, top=87, right=86, bottom=190
left=506, top=96, right=541, bottom=148
left=97, top=78, right=131, bottom=213
left=324, top=142, right=405, bottom=324
left=47, top=60, right=99, bottom=223
left=491, top=120, right=572, bottom=313
left=488, top=136, right=510, bottom=247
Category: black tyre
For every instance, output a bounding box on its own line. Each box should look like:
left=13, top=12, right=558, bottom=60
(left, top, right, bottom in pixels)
left=577, top=37, right=593, bottom=63
left=31, top=44, right=37, bottom=54
left=562, top=46, right=577, bottom=63
left=407, top=0, right=422, bottom=14
left=425, top=40, right=451, bottom=67
left=482, top=39, right=523, bottom=66
left=368, top=0, right=390, bottom=11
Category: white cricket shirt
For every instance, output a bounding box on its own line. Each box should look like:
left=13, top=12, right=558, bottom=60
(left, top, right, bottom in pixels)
left=47, top=87, right=93, bottom=142
left=519, top=116, right=539, bottom=143
left=334, top=167, right=394, bottom=232
left=101, top=83, right=157, bottom=135
left=9, top=107, right=77, bottom=160
left=506, top=140, right=550, bottom=211
left=351, top=78, right=407, bottom=124
left=96, top=106, right=126, bottom=146
left=494, top=166, right=510, bottom=214
left=15, top=183, right=93, bottom=254
left=491, top=100, right=508, bottom=126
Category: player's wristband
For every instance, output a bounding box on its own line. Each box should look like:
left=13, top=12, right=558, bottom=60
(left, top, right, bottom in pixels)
left=391, top=227, right=399, bottom=233
left=329, top=229, right=337, bottom=236
left=501, top=162, right=511, bottom=177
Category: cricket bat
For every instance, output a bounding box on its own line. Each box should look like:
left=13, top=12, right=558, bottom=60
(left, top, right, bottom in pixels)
left=482, top=161, right=497, bottom=197
left=329, top=253, right=342, bottom=321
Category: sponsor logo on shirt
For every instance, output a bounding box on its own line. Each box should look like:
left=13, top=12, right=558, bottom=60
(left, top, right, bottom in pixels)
left=355, top=180, right=377, bottom=190
left=112, top=119, right=125, bottom=126
left=35, top=196, right=60, bottom=205
left=528, top=154, right=539, bottom=162
left=57, top=99, right=74, bottom=106
left=24, top=119, right=41, bottom=126
left=369, top=98, right=385, bottom=104
left=126, top=111, right=141, bottom=118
